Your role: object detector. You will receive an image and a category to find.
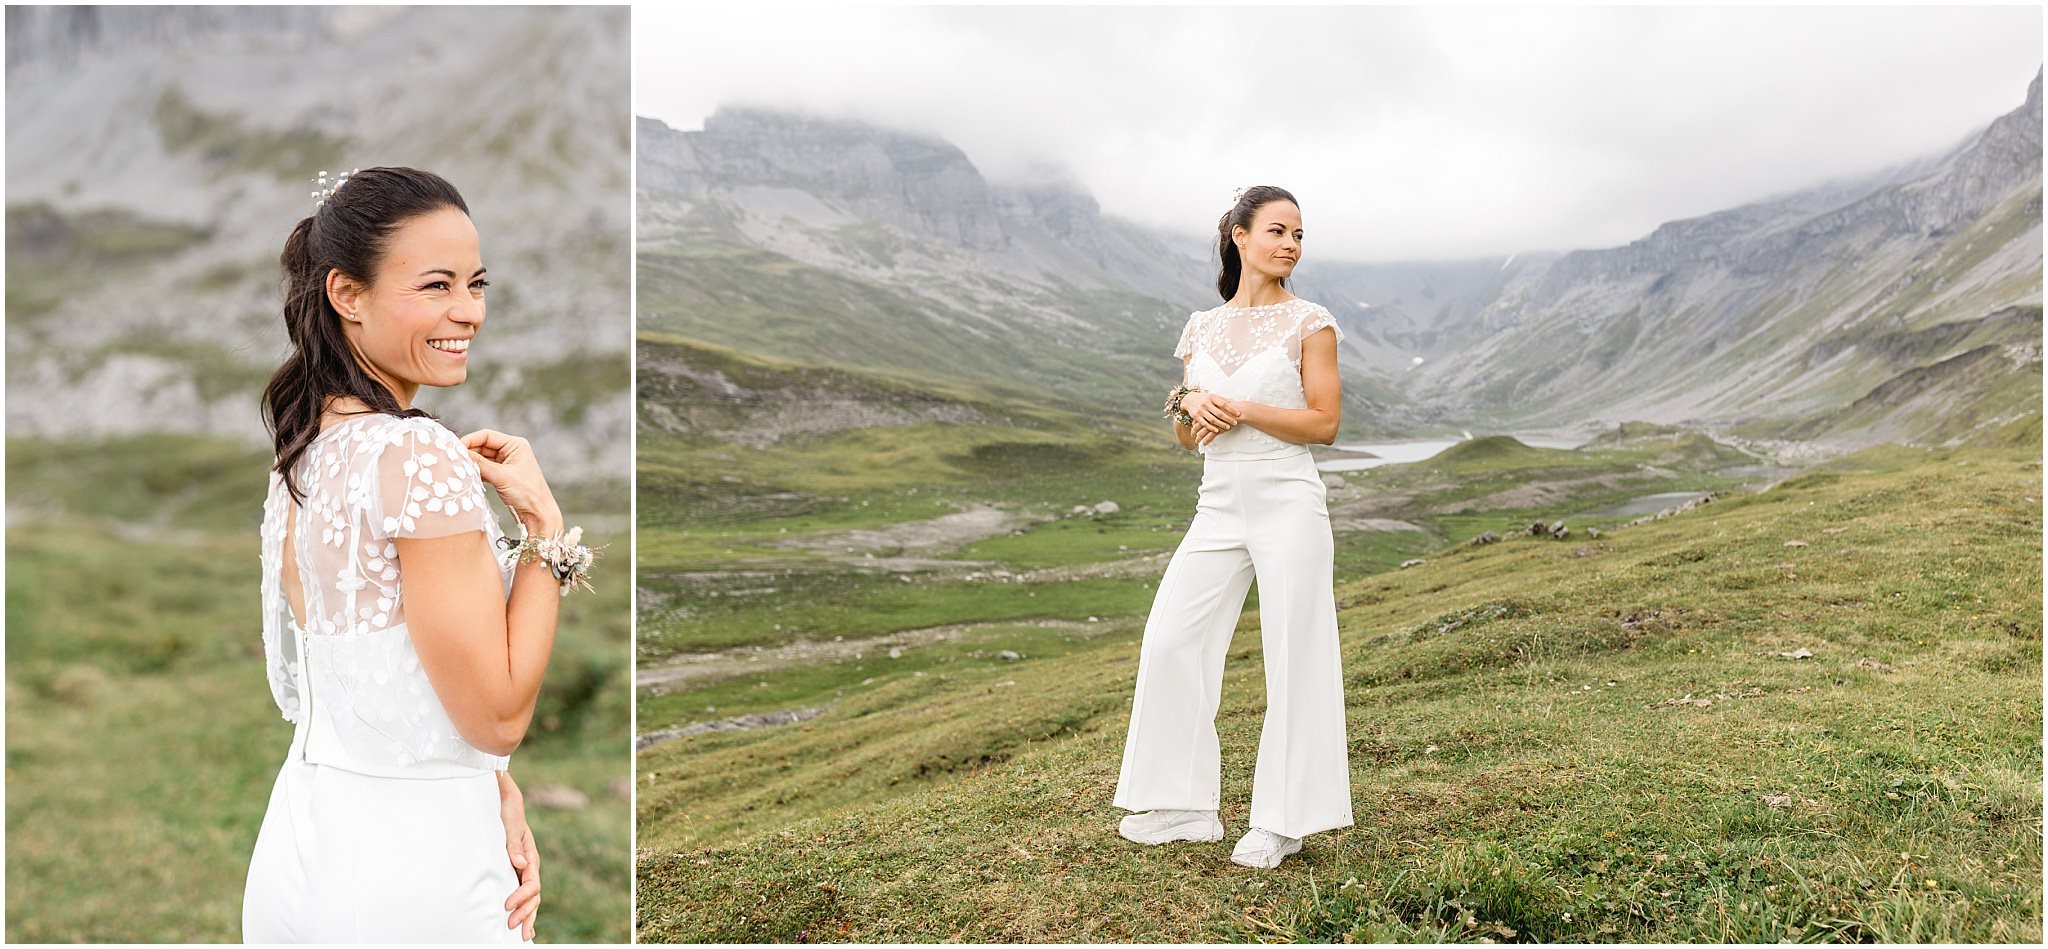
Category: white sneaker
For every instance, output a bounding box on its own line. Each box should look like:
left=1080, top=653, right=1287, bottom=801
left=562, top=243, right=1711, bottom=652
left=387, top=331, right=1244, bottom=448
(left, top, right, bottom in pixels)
left=1118, top=809, right=1224, bottom=845
left=1231, top=828, right=1303, bottom=868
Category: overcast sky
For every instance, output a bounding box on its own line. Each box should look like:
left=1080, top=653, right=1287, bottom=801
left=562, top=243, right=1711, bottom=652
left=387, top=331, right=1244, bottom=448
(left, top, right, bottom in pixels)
left=636, top=5, right=2042, bottom=261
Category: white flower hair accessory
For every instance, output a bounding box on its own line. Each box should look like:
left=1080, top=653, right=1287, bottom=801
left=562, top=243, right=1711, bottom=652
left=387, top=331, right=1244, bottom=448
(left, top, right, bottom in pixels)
left=310, top=168, right=360, bottom=207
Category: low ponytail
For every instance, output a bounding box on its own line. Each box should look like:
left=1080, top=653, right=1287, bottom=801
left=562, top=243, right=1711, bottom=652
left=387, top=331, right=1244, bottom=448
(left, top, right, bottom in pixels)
left=1214, top=185, right=1298, bottom=301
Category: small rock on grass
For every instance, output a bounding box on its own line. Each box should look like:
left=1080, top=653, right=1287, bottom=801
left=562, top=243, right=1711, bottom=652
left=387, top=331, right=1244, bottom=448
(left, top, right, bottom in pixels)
left=1647, top=694, right=1714, bottom=709
left=1400, top=558, right=1426, bottom=568
left=1784, top=540, right=1809, bottom=548
left=1774, top=647, right=1814, bottom=660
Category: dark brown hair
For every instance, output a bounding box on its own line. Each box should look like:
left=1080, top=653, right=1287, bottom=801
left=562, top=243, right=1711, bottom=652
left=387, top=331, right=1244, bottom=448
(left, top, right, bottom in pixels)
left=262, top=166, right=470, bottom=499
left=1215, top=185, right=1299, bottom=301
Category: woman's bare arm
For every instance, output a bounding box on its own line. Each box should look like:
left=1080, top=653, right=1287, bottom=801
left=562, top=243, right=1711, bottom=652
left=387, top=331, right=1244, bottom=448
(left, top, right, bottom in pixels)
left=397, top=528, right=560, bottom=756
left=397, top=429, right=564, bottom=757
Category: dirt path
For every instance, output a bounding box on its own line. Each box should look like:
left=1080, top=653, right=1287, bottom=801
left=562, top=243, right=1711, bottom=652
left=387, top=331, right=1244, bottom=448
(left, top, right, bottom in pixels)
left=771, top=503, right=1049, bottom=566
left=637, top=618, right=1114, bottom=694
left=636, top=706, right=830, bottom=750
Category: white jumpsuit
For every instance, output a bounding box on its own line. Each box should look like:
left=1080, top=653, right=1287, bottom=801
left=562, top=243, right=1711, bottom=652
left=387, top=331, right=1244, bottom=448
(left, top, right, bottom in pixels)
left=243, top=414, right=527, bottom=943
left=1113, top=298, right=1356, bottom=840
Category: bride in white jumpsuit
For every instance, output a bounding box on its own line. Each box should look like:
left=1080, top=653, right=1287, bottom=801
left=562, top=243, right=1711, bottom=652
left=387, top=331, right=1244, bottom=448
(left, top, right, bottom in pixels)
left=1113, top=186, right=1354, bottom=869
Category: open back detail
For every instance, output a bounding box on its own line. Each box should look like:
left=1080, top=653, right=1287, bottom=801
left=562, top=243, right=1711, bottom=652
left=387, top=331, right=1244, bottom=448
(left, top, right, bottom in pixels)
left=1175, top=298, right=1343, bottom=459
left=258, top=413, right=514, bottom=775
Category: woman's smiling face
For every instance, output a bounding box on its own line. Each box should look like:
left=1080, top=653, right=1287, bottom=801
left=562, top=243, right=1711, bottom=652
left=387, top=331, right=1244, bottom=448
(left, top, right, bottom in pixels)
left=331, top=206, right=487, bottom=407
left=1234, top=200, right=1303, bottom=285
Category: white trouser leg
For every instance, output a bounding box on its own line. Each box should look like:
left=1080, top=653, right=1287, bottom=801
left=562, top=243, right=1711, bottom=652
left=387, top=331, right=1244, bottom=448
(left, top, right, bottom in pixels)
left=1113, top=467, right=1254, bottom=813
left=1113, top=454, right=1354, bottom=838
left=1246, top=455, right=1355, bottom=839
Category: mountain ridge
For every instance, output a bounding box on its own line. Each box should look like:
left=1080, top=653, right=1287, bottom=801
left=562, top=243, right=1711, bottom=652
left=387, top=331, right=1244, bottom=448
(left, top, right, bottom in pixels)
left=636, top=70, right=2042, bottom=451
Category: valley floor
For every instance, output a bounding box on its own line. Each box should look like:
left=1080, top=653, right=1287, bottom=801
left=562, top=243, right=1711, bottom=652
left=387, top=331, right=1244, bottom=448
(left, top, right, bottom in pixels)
left=633, top=417, right=2044, bottom=942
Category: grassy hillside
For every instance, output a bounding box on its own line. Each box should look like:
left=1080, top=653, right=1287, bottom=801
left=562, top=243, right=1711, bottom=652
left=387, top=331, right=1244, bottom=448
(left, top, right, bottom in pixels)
left=637, top=423, right=2041, bottom=942
left=5, top=435, right=632, bottom=943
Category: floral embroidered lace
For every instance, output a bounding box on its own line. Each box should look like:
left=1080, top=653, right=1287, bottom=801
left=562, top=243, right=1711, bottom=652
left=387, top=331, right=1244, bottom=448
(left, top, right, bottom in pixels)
left=1174, top=298, right=1344, bottom=458
left=259, top=414, right=513, bottom=775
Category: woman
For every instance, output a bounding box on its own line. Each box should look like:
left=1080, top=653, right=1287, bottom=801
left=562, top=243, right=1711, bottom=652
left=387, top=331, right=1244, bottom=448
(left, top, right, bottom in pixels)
left=243, top=167, right=593, bottom=941
left=1112, top=186, right=1354, bottom=870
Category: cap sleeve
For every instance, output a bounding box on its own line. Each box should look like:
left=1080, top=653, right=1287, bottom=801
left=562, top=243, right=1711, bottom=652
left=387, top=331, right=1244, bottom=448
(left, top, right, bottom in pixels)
left=373, top=418, right=493, bottom=541
left=1297, top=303, right=1344, bottom=345
left=1173, top=311, right=1202, bottom=360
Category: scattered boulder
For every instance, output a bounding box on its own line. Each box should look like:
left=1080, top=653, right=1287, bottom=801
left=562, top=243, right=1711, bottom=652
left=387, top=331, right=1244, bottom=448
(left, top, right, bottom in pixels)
left=887, top=646, right=904, bottom=659
left=1550, top=523, right=1570, bottom=540
left=1469, top=531, right=1501, bottom=546
left=1773, top=647, right=1815, bottom=660
left=1586, top=527, right=1601, bottom=539
left=1093, top=501, right=1121, bottom=515
left=1784, top=540, right=1809, bottom=548
left=1400, top=558, right=1426, bottom=569
left=998, top=650, right=1023, bottom=661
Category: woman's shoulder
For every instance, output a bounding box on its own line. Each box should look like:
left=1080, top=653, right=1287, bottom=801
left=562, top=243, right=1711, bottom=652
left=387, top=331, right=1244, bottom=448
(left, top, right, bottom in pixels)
left=327, top=412, right=463, bottom=454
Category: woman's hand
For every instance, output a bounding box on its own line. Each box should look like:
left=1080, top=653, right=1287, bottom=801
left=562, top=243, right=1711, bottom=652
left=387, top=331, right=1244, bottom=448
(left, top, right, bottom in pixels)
left=499, top=771, right=541, bottom=941
left=1183, top=392, right=1241, bottom=439
left=462, top=429, right=563, bottom=535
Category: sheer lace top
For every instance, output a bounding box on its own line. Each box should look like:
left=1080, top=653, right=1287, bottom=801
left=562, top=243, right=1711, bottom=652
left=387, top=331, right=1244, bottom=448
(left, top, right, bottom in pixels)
left=1175, top=297, right=1343, bottom=458
left=259, top=413, right=513, bottom=774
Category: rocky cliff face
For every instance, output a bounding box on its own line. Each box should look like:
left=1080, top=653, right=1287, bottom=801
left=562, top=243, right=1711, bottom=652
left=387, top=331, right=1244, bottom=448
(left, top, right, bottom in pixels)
left=636, top=110, right=1227, bottom=416
left=639, top=110, right=1208, bottom=303
left=639, top=73, right=2039, bottom=448
left=642, top=71, right=2039, bottom=449
left=5, top=6, right=631, bottom=480
left=1408, top=70, right=2041, bottom=443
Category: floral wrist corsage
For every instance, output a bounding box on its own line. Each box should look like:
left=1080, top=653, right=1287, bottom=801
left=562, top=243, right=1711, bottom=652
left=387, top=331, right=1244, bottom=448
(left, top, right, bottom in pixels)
left=1164, top=384, right=1201, bottom=427
left=500, top=526, right=603, bottom=596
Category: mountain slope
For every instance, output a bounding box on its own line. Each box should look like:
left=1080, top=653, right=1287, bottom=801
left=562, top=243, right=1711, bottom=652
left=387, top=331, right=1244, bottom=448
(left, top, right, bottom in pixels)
left=4, top=6, right=631, bottom=478
left=636, top=111, right=1408, bottom=436
left=1408, top=71, right=2042, bottom=443
left=636, top=72, right=2041, bottom=451
left=637, top=429, right=2043, bottom=942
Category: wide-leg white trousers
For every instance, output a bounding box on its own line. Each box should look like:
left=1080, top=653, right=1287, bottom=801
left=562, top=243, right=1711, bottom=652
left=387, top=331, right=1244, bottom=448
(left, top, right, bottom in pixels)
left=1113, top=450, right=1354, bottom=839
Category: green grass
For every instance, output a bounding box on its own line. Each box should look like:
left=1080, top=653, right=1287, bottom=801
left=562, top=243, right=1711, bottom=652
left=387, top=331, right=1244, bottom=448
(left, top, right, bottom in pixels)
left=5, top=437, right=631, bottom=943
left=636, top=433, right=2042, bottom=942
